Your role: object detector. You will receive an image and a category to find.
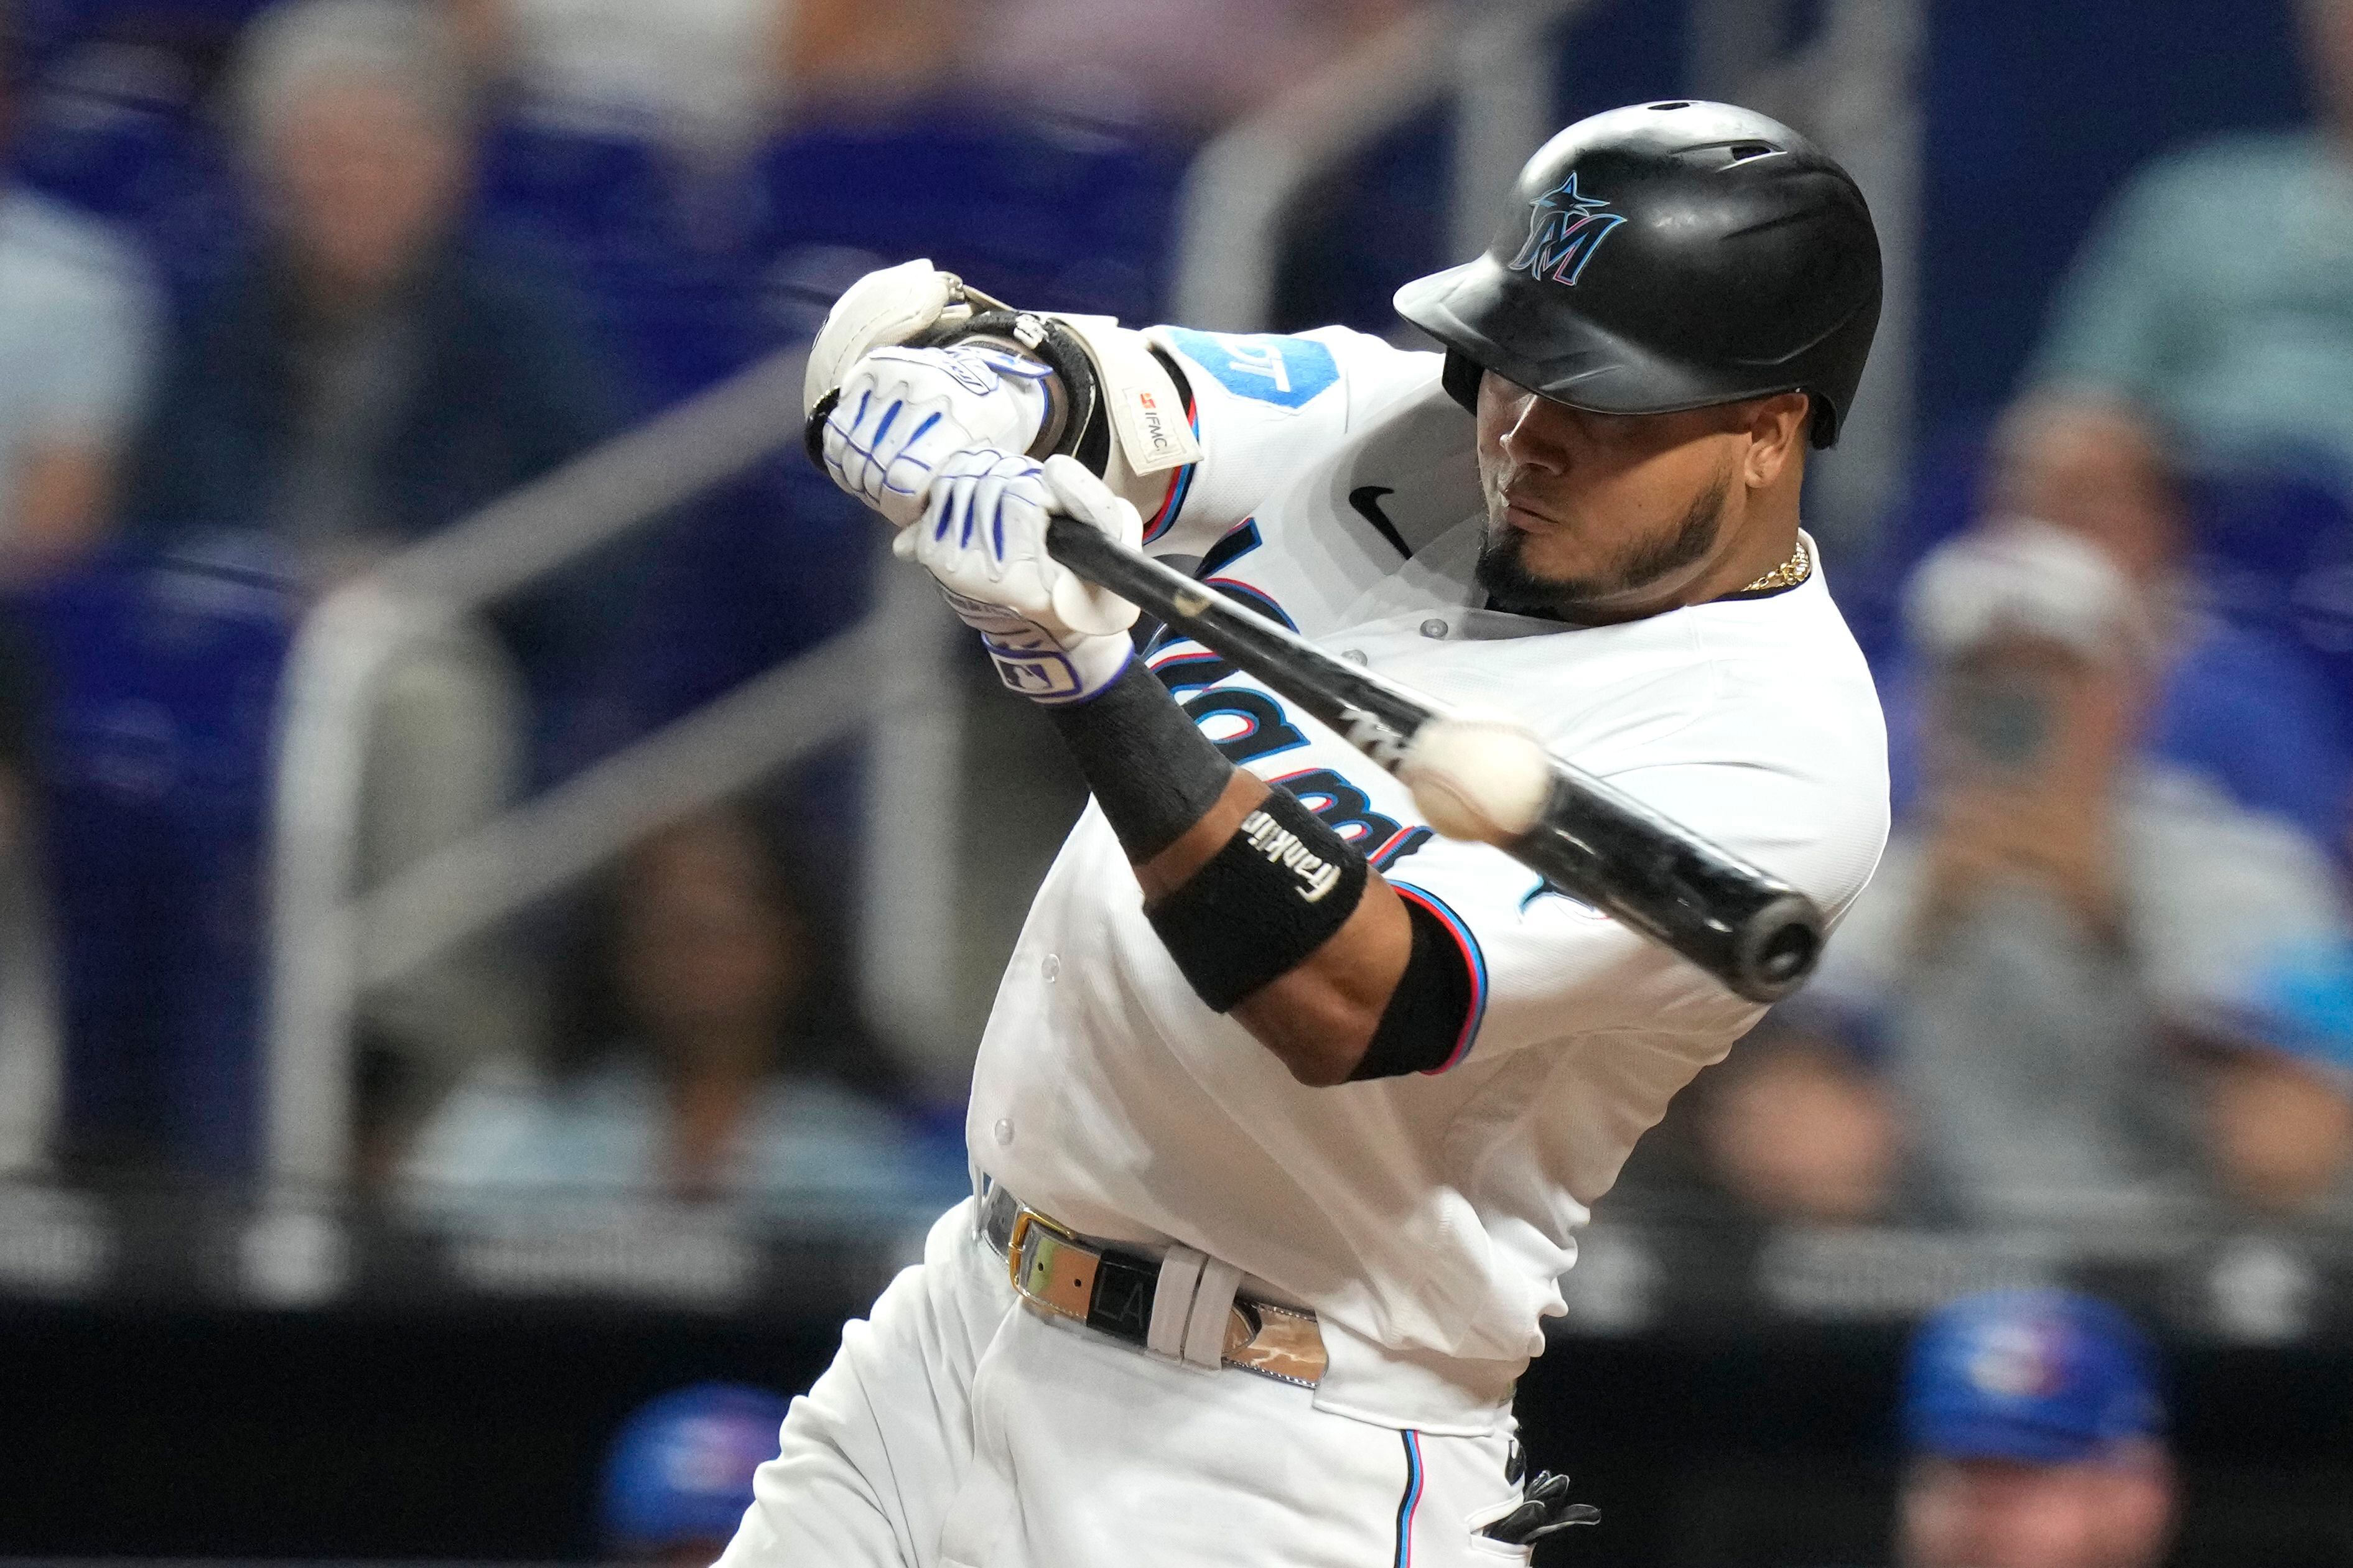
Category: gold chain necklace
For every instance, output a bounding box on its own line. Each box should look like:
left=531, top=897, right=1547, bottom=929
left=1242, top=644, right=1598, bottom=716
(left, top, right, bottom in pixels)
left=1740, top=536, right=1811, bottom=595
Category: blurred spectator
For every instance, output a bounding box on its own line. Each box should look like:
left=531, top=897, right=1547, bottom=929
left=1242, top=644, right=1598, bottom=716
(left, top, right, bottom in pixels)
left=0, top=0, right=163, bottom=582
left=1815, top=512, right=2353, bottom=1224
left=600, top=1383, right=787, bottom=1564
left=1693, top=1023, right=1911, bottom=1225
left=971, top=0, right=1417, bottom=130
left=451, top=0, right=790, bottom=168
left=401, top=802, right=962, bottom=1219
left=1893, top=1289, right=2174, bottom=1568
left=1610, top=1000, right=1927, bottom=1227
left=785, top=0, right=961, bottom=114
left=2197, top=1028, right=2353, bottom=1215
left=125, top=0, right=620, bottom=578
left=0, top=0, right=165, bottom=1179
left=2028, top=0, right=2353, bottom=476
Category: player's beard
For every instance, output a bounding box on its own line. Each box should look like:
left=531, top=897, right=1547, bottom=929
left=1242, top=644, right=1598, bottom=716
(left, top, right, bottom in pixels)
left=1475, top=471, right=1731, bottom=620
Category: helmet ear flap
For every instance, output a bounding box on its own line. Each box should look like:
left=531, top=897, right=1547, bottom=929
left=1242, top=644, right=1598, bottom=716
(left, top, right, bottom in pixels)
left=1441, top=348, right=1484, bottom=414
left=1804, top=391, right=1838, bottom=449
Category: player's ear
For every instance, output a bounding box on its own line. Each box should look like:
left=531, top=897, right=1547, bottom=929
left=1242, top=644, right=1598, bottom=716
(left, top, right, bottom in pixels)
left=1740, top=393, right=1811, bottom=488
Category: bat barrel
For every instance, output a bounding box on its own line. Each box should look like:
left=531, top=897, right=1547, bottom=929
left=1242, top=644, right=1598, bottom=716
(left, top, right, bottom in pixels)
left=1509, top=775, right=1824, bottom=1003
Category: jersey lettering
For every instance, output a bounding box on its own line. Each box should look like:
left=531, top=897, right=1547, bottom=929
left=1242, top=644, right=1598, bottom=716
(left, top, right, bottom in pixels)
left=1184, top=687, right=1307, bottom=766
left=1274, top=768, right=1433, bottom=871
left=1148, top=647, right=1231, bottom=696
left=1197, top=519, right=1265, bottom=582
left=1196, top=519, right=1296, bottom=629
left=1145, top=519, right=1290, bottom=689
left=1160, top=328, right=1341, bottom=411
left=1520, top=878, right=1608, bottom=919
left=1152, top=519, right=1424, bottom=860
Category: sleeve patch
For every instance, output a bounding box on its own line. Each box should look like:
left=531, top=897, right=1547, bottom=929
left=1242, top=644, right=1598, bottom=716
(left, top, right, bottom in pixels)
left=1158, top=328, right=1341, bottom=411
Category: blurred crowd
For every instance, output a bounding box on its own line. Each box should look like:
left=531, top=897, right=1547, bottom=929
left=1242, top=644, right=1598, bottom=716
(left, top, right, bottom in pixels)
left=1623, top=0, right=2353, bottom=1237
left=4, top=0, right=2353, bottom=1254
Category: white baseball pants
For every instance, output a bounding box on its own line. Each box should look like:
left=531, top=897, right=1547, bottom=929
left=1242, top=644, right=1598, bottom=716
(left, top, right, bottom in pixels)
left=717, top=1200, right=1535, bottom=1568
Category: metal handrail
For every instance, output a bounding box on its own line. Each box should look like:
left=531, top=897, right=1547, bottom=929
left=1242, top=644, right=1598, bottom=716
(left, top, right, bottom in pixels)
left=0, top=837, right=61, bottom=1174
left=1172, top=0, right=1595, bottom=334
left=1733, top=0, right=1926, bottom=549
left=264, top=346, right=962, bottom=1189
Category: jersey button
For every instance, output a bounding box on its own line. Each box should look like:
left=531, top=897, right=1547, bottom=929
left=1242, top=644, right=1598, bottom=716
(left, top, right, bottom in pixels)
left=1419, top=618, right=1448, bottom=639
left=1040, top=953, right=1061, bottom=983
left=993, top=1118, right=1015, bottom=1147
left=1342, top=649, right=1369, bottom=665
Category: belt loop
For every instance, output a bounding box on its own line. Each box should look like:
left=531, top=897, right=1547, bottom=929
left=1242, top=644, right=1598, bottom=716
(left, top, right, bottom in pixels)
left=1183, top=1258, right=1245, bottom=1369
left=1148, top=1246, right=1206, bottom=1360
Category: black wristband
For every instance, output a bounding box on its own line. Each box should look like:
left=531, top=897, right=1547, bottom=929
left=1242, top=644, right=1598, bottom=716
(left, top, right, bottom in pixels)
left=1348, top=893, right=1478, bottom=1080
left=1145, top=789, right=1369, bottom=1013
left=1045, top=659, right=1234, bottom=863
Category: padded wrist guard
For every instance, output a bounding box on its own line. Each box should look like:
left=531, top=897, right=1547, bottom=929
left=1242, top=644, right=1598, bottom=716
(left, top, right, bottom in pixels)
left=801, top=261, right=1201, bottom=521
left=1046, top=659, right=1232, bottom=860
left=1146, top=788, right=1369, bottom=1013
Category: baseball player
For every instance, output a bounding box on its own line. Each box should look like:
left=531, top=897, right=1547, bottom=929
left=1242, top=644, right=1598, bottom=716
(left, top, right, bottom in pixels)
left=722, top=100, right=1890, bottom=1567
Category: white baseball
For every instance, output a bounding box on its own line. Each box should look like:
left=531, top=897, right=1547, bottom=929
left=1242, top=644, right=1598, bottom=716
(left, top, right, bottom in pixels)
left=1398, top=715, right=1554, bottom=843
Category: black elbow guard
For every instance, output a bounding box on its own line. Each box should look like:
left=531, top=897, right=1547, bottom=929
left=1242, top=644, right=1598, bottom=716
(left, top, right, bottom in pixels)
left=1349, top=893, right=1477, bottom=1080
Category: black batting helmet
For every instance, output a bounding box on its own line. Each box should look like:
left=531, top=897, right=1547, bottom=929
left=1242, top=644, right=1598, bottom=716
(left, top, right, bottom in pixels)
left=1394, top=100, right=1881, bottom=447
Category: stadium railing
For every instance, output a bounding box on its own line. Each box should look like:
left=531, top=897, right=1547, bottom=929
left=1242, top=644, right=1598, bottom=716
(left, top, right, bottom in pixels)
left=261, top=347, right=965, bottom=1191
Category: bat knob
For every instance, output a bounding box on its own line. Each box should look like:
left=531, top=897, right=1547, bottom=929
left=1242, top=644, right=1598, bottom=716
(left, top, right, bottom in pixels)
left=1730, top=893, right=1824, bottom=1002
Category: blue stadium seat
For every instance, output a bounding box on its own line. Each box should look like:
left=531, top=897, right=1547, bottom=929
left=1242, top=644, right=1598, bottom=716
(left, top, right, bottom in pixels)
left=474, top=120, right=766, bottom=409
left=743, top=106, right=1188, bottom=325
left=2186, top=457, right=2353, bottom=652
left=11, top=543, right=297, bottom=1181
left=6, top=36, right=248, bottom=320
left=1820, top=419, right=1997, bottom=680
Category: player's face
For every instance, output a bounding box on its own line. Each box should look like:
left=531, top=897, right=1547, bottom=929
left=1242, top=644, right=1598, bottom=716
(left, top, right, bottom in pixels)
left=1898, top=1456, right=2172, bottom=1568
left=1471, top=373, right=1757, bottom=621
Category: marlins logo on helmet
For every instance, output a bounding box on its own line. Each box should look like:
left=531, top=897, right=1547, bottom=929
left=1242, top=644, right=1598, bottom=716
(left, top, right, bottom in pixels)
left=1506, top=173, right=1625, bottom=287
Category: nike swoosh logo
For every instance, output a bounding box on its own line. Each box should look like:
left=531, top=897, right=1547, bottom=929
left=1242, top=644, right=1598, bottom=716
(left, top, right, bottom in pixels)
left=1348, top=486, right=1412, bottom=559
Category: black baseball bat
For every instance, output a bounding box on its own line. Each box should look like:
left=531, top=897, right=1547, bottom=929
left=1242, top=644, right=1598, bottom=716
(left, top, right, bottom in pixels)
left=1044, top=516, right=1824, bottom=1003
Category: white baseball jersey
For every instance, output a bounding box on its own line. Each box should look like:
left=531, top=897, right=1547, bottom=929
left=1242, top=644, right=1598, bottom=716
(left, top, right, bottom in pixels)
left=965, top=325, right=1890, bottom=1434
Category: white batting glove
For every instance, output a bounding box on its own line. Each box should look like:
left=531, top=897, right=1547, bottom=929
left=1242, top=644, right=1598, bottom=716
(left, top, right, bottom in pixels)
left=896, top=452, right=1144, bottom=703
left=822, top=345, right=1053, bottom=529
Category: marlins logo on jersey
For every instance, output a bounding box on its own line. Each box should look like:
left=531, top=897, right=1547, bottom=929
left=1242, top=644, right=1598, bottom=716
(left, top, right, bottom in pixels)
left=1507, top=173, right=1625, bottom=287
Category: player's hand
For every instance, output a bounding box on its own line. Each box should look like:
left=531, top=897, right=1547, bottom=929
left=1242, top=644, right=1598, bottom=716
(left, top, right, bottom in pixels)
left=822, top=345, right=1053, bottom=529
left=897, top=451, right=1142, bottom=703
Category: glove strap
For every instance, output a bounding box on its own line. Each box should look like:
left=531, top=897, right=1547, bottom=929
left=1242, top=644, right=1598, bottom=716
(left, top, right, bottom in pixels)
left=982, top=631, right=1130, bottom=705
left=801, top=310, right=1101, bottom=475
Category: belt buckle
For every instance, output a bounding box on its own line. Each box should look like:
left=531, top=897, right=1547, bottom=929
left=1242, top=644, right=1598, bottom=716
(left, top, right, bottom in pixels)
left=1006, top=1207, right=1099, bottom=1322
